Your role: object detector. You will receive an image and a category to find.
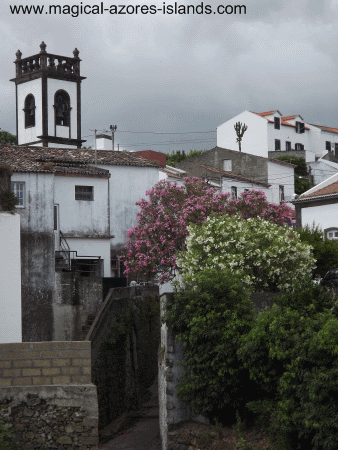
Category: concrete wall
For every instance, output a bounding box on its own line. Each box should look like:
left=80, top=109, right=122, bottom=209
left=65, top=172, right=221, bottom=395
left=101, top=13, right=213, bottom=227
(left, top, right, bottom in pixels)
left=159, top=294, right=192, bottom=450
left=176, top=147, right=269, bottom=185
left=87, top=285, right=160, bottom=431
left=0, top=213, right=22, bottom=343
left=0, top=341, right=98, bottom=450
left=53, top=272, right=103, bottom=341
left=217, top=111, right=268, bottom=157
left=221, top=177, right=270, bottom=201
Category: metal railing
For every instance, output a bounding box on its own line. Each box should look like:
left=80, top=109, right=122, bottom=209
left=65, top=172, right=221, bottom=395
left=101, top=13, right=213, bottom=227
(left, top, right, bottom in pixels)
left=55, top=231, right=102, bottom=276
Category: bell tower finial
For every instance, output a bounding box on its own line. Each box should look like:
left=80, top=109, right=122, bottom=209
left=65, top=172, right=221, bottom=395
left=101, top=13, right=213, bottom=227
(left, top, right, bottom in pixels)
left=40, top=41, right=47, bottom=53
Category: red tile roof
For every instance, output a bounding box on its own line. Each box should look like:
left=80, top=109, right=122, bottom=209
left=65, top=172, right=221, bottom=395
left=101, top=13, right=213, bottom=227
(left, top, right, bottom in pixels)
left=299, top=181, right=338, bottom=199
left=309, top=124, right=338, bottom=135
left=0, top=144, right=160, bottom=174
left=195, top=162, right=270, bottom=187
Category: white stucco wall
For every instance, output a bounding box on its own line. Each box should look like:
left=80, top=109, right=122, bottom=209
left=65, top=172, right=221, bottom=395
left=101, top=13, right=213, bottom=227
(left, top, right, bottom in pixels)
left=17, top=78, right=43, bottom=145
left=11, top=172, right=54, bottom=232
left=94, top=164, right=159, bottom=254
left=54, top=175, right=109, bottom=237
left=301, top=203, right=338, bottom=231
left=217, top=111, right=268, bottom=157
left=307, top=160, right=338, bottom=186
left=47, top=78, right=77, bottom=139
left=268, top=161, right=295, bottom=207
left=65, top=238, right=111, bottom=277
left=0, top=213, right=22, bottom=343
left=221, top=178, right=271, bottom=201
left=267, top=121, right=312, bottom=160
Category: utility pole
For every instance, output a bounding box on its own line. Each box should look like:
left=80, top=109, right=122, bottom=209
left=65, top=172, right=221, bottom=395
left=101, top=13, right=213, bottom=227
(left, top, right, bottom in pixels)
left=110, top=125, right=117, bottom=151
left=89, top=128, right=98, bottom=163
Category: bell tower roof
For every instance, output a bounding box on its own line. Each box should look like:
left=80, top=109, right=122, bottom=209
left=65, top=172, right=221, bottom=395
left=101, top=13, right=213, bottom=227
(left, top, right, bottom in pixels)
left=11, top=41, right=86, bottom=85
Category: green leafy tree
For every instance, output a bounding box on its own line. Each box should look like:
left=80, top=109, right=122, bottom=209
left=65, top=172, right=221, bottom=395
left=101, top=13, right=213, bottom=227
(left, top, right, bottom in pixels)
left=166, top=149, right=204, bottom=167
left=177, top=215, right=315, bottom=292
left=238, top=277, right=338, bottom=450
left=275, top=155, right=309, bottom=195
left=165, top=268, right=257, bottom=424
left=0, top=130, right=17, bottom=145
left=298, top=224, right=338, bottom=277
left=234, top=122, right=248, bottom=152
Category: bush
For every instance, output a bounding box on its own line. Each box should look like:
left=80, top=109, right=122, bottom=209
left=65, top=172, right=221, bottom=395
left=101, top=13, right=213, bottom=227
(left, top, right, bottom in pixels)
left=165, top=268, right=258, bottom=425
left=298, top=224, right=338, bottom=278
left=238, top=277, right=338, bottom=450
left=0, top=190, right=18, bottom=213
left=177, top=215, right=315, bottom=292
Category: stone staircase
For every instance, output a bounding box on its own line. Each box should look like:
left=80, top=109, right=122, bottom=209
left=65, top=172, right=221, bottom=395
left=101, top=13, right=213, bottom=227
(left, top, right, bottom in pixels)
left=78, top=314, right=96, bottom=340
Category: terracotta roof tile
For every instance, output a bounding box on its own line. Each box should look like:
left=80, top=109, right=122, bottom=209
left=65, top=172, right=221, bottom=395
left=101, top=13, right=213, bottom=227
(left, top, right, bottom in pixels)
left=299, top=181, right=338, bottom=199
left=309, top=124, right=338, bottom=135
left=195, top=162, right=270, bottom=187
left=0, top=144, right=160, bottom=175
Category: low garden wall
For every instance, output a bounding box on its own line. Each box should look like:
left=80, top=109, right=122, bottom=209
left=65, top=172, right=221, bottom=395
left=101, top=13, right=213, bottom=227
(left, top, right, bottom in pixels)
left=0, top=341, right=98, bottom=450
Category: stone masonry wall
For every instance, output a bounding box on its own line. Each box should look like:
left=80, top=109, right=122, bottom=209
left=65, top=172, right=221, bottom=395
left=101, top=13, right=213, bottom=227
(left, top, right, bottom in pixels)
left=0, top=341, right=98, bottom=449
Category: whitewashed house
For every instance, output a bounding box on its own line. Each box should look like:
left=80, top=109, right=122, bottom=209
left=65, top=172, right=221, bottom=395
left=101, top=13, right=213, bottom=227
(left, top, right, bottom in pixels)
left=294, top=172, right=338, bottom=236
left=1, top=42, right=160, bottom=342
left=217, top=110, right=338, bottom=166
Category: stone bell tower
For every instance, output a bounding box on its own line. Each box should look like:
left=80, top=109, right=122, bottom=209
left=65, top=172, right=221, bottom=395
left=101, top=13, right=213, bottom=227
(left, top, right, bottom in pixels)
left=11, top=41, right=86, bottom=148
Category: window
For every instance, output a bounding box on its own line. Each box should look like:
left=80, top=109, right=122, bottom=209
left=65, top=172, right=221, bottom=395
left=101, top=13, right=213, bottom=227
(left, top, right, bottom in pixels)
left=296, top=121, right=305, bottom=133
left=75, top=186, right=93, bottom=201
left=279, top=185, right=285, bottom=203
left=295, top=143, right=304, bottom=151
left=274, top=117, right=280, bottom=129
left=326, top=141, right=332, bottom=152
left=285, top=141, right=291, bottom=151
left=223, top=159, right=232, bottom=171
left=231, top=186, right=237, bottom=199
left=325, top=228, right=338, bottom=240
left=11, top=182, right=25, bottom=207
left=24, top=94, right=35, bottom=128
left=275, top=139, right=281, bottom=151
left=335, top=143, right=338, bottom=156
left=54, top=90, right=70, bottom=126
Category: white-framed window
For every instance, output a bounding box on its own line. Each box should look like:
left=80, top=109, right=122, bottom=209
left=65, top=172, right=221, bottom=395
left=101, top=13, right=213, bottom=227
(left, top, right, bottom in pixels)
left=275, top=139, right=281, bottom=151
left=11, top=181, right=25, bottom=207
left=231, top=186, right=237, bottom=199
left=75, top=185, right=93, bottom=201
left=279, top=185, right=285, bottom=203
left=223, top=159, right=232, bottom=171
left=295, top=143, right=304, bottom=151
left=274, top=117, right=280, bottom=130
left=325, top=228, right=338, bottom=240
left=326, top=141, right=331, bottom=152
left=286, top=141, right=291, bottom=151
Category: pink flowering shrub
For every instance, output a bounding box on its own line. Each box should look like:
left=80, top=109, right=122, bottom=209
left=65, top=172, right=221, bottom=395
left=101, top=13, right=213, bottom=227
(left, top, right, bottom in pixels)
left=121, top=179, right=293, bottom=283
left=226, top=190, right=293, bottom=227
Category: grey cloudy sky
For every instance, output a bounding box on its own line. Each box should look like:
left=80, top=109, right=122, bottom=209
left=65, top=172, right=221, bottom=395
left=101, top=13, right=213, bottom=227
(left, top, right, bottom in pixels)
left=1, top=0, right=338, bottom=153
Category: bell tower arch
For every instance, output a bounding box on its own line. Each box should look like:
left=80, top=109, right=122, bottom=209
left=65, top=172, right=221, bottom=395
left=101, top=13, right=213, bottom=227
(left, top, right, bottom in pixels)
left=11, top=41, right=86, bottom=148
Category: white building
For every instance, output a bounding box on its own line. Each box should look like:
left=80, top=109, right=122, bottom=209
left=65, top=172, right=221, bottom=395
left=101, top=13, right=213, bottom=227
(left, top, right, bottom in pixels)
left=294, top=172, right=338, bottom=237
left=217, top=110, right=338, bottom=164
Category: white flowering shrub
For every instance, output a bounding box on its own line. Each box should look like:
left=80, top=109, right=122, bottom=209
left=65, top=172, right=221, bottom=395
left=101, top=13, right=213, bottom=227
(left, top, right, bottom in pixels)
left=177, top=215, right=316, bottom=291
